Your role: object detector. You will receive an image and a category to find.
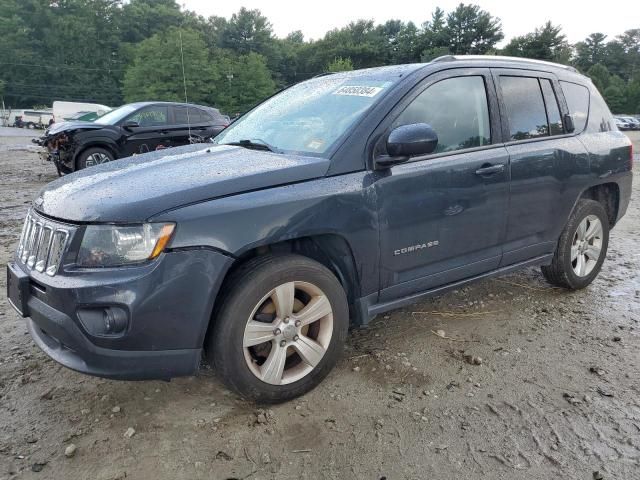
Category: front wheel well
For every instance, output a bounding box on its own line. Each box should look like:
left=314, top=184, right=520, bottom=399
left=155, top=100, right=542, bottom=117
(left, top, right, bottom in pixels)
left=218, top=235, right=361, bottom=323
left=234, top=236, right=360, bottom=303
left=579, top=183, right=620, bottom=227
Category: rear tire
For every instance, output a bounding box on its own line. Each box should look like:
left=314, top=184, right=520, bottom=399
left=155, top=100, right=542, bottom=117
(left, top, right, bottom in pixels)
left=75, top=147, right=114, bottom=171
left=206, top=254, right=349, bottom=403
left=541, top=199, right=609, bottom=289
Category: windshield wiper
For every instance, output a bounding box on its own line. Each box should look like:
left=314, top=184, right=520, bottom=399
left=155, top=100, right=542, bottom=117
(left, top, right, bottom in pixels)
left=226, top=139, right=281, bottom=153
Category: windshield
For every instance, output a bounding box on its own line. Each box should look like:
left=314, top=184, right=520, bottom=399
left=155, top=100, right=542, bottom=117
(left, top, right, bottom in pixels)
left=94, top=104, right=138, bottom=125
left=214, top=74, right=395, bottom=156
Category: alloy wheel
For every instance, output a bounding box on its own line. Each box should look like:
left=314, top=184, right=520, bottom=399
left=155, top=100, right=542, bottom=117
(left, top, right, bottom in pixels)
left=85, top=152, right=111, bottom=167
left=571, top=215, right=603, bottom=277
left=243, top=281, right=333, bottom=385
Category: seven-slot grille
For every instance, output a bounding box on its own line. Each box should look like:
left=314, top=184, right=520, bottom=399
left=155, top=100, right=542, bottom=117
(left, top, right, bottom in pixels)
left=16, top=211, right=69, bottom=276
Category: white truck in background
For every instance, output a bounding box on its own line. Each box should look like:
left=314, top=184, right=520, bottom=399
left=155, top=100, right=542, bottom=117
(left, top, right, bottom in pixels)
left=5, top=109, right=54, bottom=129
left=52, top=101, right=111, bottom=123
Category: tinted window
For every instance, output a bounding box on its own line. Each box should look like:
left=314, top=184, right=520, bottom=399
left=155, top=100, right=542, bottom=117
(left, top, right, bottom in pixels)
left=586, top=89, right=613, bottom=133
left=128, top=105, right=168, bottom=127
left=500, top=76, right=548, bottom=140
left=173, top=106, right=207, bottom=124
left=540, top=79, right=563, bottom=136
left=189, top=107, right=206, bottom=123
left=199, top=109, right=215, bottom=123
left=560, top=81, right=589, bottom=133
left=394, top=76, right=491, bottom=153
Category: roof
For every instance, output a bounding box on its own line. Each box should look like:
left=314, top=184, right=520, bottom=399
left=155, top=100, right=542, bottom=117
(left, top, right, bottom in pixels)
left=125, top=101, right=219, bottom=112
left=316, top=56, right=584, bottom=84
left=430, top=55, right=580, bottom=74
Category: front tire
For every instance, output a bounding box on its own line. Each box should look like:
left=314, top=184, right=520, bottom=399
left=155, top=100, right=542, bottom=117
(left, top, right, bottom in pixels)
left=541, top=199, right=609, bottom=289
left=207, top=254, right=349, bottom=403
left=75, top=147, right=114, bottom=171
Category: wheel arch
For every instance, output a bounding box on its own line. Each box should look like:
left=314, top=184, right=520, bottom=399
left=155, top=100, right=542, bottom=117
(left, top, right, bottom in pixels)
left=203, top=233, right=363, bottom=349
left=578, top=182, right=620, bottom=227
left=232, top=234, right=361, bottom=309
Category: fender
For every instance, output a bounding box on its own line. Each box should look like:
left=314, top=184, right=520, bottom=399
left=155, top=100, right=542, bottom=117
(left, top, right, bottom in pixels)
left=150, top=171, right=381, bottom=300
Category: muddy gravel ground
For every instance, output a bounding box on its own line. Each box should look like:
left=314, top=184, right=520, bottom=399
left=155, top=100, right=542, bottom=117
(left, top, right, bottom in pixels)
left=1, top=129, right=639, bottom=480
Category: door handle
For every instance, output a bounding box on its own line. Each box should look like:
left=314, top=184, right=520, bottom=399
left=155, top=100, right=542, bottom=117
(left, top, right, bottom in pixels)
left=475, top=164, right=505, bottom=176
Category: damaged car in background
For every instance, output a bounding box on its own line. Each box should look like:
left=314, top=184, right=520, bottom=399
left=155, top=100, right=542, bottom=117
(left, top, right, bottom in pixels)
left=33, top=101, right=229, bottom=175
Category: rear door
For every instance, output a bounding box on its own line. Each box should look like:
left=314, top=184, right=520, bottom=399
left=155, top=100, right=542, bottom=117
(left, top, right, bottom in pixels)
left=169, top=106, right=205, bottom=145
left=375, top=68, right=510, bottom=301
left=493, top=69, right=590, bottom=266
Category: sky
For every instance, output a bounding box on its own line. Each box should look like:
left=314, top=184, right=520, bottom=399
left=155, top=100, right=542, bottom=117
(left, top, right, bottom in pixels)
left=182, top=0, right=638, bottom=45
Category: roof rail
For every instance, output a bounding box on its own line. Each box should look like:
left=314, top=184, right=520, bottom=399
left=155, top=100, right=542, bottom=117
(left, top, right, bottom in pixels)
left=313, top=71, right=337, bottom=78
left=432, top=55, right=578, bottom=73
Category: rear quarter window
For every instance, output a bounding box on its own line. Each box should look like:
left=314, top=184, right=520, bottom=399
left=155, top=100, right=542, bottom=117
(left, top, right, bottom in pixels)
left=586, top=89, right=614, bottom=133
left=560, top=81, right=589, bottom=133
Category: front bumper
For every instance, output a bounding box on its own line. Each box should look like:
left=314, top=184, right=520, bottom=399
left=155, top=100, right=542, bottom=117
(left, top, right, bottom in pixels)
left=7, top=248, right=233, bottom=380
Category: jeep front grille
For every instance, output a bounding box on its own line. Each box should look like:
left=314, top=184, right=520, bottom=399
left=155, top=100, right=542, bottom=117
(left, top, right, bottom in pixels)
left=16, top=211, right=69, bottom=276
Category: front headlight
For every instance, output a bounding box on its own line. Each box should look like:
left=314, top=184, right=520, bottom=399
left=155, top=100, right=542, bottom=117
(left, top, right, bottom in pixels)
left=77, top=223, right=175, bottom=267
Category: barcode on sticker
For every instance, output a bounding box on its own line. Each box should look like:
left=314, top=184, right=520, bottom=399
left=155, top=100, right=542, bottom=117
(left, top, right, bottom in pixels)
left=333, top=86, right=383, bottom=97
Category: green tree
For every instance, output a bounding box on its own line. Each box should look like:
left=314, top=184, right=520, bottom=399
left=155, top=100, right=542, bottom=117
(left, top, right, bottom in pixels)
left=502, top=22, right=571, bottom=63
left=625, top=78, right=640, bottom=113
left=419, top=7, right=451, bottom=60
left=123, top=28, right=219, bottom=104
left=574, top=33, right=608, bottom=71
left=118, top=0, right=184, bottom=44
left=444, top=3, right=503, bottom=54
left=604, top=84, right=625, bottom=112
left=221, top=8, right=274, bottom=56
left=327, top=57, right=354, bottom=72
left=587, top=63, right=611, bottom=92
left=214, top=52, right=276, bottom=113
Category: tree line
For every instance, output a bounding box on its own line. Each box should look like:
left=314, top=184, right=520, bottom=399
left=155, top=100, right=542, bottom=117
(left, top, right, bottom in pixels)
left=1, top=0, right=638, bottom=114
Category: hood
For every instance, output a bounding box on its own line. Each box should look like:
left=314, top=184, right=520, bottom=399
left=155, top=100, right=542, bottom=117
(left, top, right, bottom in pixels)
left=34, top=144, right=331, bottom=222
left=45, top=120, right=105, bottom=136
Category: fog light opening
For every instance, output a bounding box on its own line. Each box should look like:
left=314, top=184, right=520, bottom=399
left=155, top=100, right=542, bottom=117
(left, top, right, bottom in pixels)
left=103, top=308, right=128, bottom=335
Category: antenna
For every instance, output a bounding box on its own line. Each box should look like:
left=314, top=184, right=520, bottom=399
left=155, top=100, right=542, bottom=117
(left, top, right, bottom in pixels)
left=179, top=30, right=192, bottom=142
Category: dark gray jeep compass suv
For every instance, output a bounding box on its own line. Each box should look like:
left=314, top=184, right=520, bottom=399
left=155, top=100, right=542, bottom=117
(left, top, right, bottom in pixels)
left=7, top=56, right=633, bottom=403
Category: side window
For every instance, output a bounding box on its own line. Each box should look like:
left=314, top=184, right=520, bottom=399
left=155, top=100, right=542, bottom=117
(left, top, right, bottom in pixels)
left=560, top=81, right=589, bottom=133
left=188, top=107, right=205, bottom=123
left=540, top=79, right=564, bottom=136
left=586, top=89, right=613, bottom=133
left=499, top=76, right=548, bottom=140
left=393, top=76, right=491, bottom=153
left=173, top=106, right=190, bottom=124
left=199, top=109, right=216, bottom=123
left=127, top=105, right=168, bottom=127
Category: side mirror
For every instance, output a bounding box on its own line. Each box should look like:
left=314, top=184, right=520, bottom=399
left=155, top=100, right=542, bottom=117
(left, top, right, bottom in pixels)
left=375, top=123, right=439, bottom=169
left=122, top=120, right=139, bottom=130
left=563, top=113, right=575, bottom=133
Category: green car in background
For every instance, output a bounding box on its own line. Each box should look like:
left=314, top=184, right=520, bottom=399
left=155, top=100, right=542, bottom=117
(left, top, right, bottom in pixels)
left=63, top=111, right=101, bottom=122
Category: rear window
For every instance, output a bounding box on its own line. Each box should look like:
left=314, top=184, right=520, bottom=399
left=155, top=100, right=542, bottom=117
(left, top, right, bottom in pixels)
left=560, top=81, right=589, bottom=133
left=499, top=76, right=549, bottom=141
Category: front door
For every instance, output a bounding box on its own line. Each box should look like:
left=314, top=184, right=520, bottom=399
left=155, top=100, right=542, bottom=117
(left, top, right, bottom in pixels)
left=375, top=69, right=509, bottom=302
left=121, top=104, right=171, bottom=156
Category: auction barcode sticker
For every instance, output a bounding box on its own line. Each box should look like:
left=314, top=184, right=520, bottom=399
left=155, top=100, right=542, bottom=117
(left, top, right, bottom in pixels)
left=333, top=85, right=383, bottom=97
